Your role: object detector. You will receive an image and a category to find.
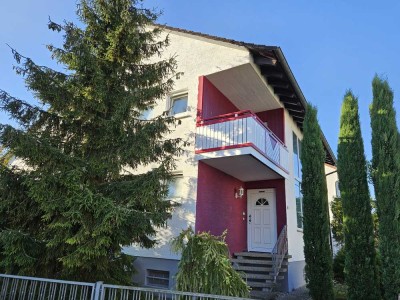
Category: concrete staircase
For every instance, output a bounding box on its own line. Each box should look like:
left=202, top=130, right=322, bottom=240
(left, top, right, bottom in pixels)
left=232, top=252, right=289, bottom=299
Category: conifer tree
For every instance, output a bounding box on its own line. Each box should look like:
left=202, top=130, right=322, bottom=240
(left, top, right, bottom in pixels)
left=0, top=0, right=183, bottom=283
left=0, top=145, right=12, bottom=166
left=330, top=197, right=344, bottom=246
left=337, top=91, right=379, bottom=300
left=300, top=104, right=334, bottom=300
left=370, top=75, right=400, bottom=299
left=172, top=228, right=250, bottom=298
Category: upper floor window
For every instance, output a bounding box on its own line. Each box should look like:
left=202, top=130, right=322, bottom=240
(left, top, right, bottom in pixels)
left=170, top=94, right=188, bottom=116
left=293, top=132, right=302, bottom=179
left=293, top=131, right=303, bottom=229
left=335, top=180, right=341, bottom=198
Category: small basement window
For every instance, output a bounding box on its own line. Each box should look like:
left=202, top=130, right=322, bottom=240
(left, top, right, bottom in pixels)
left=146, top=269, right=170, bottom=288
left=170, top=94, right=188, bottom=115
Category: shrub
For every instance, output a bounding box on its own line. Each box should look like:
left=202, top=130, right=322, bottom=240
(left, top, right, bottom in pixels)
left=333, top=247, right=345, bottom=283
left=171, top=227, right=250, bottom=297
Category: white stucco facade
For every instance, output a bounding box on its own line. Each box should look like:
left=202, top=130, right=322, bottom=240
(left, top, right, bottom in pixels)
left=121, top=28, right=338, bottom=292
left=124, top=30, right=252, bottom=260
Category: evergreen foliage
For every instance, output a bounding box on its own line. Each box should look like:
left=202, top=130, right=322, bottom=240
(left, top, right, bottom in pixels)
left=0, top=146, right=12, bottom=166
left=370, top=75, right=400, bottom=299
left=0, top=0, right=183, bottom=283
left=337, top=91, right=380, bottom=300
left=333, top=247, right=346, bottom=283
left=330, top=197, right=344, bottom=246
left=300, top=104, right=334, bottom=300
left=331, top=197, right=379, bottom=249
left=171, top=228, right=250, bottom=298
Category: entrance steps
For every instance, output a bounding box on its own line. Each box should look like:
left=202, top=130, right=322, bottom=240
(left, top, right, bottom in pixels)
left=232, top=252, right=290, bottom=299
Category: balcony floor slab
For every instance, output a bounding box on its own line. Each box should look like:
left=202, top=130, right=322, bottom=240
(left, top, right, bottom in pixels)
left=195, top=147, right=288, bottom=181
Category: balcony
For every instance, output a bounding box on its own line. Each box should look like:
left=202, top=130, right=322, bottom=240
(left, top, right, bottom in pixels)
left=195, top=111, right=289, bottom=180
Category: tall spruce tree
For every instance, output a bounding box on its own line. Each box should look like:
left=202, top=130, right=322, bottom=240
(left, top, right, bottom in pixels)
left=0, top=0, right=183, bottom=283
left=0, top=145, right=12, bottom=166
left=337, top=91, right=379, bottom=300
left=370, top=75, right=400, bottom=299
left=300, top=104, right=334, bottom=300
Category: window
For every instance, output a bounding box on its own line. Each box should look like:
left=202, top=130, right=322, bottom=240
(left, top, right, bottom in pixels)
left=293, top=132, right=302, bottom=179
left=293, top=132, right=303, bottom=229
left=170, top=94, right=188, bottom=116
left=295, top=181, right=303, bottom=229
left=146, top=269, right=169, bottom=288
left=167, top=174, right=184, bottom=199
left=256, top=198, right=269, bottom=206
left=335, top=181, right=341, bottom=198
left=140, top=108, right=154, bottom=120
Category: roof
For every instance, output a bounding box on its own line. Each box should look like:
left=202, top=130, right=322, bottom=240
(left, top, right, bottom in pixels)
left=160, top=25, right=336, bottom=166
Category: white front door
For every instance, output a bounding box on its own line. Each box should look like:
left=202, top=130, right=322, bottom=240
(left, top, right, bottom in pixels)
left=247, top=189, right=277, bottom=252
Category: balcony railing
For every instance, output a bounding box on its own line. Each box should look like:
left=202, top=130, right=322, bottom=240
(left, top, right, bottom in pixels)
left=195, top=110, right=289, bottom=173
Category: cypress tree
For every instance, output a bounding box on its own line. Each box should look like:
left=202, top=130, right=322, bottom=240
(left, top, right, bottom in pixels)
left=370, top=75, right=400, bottom=299
left=300, top=104, right=334, bottom=300
left=337, top=91, right=379, bottom=300
left=0, top=0, right=182, bottom=283
left=330, top=196, right=344, bottom=247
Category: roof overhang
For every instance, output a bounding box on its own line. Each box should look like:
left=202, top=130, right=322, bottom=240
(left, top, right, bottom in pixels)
left=246, top=46, right=336, bottom=165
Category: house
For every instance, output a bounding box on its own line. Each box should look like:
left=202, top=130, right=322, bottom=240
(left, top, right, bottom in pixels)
left=123, top=26, right=339, bottom=297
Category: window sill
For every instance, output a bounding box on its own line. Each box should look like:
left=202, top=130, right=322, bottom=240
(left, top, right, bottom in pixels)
left=297, top=228, right=303, bottom=233
left=171, top=112, right=191, bottom=119
left=145, top=284, right=169, bottom=289
left=165, top=197, right=182, bottom=204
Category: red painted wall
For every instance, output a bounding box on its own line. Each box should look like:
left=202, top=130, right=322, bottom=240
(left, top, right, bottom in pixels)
left=245, top=179, right=287, bottom=235
left=256, top=108, right=285, bottom=143
left=196, top=162, right=288, bottom=253
left=195, top=162, right=247, bottom=254
left=197, top=76, right=239, bottom=120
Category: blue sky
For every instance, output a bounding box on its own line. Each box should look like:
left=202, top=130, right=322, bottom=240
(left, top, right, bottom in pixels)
left=1, top=0, right=400, bottom=163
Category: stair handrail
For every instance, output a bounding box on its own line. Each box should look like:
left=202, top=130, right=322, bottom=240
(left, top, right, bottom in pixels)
left=271, top=225, right=288, bottom=283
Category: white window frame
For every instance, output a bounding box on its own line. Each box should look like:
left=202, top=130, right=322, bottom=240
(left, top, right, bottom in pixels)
left=335, top=180, right=341, bottom=198
left=146, top=269, right=170, bottom=288
left=168, top=91, right=190, bottom=118
left=293, top=131, right=303, bottom=230
left=295, top=180, right=303, bottom=230
left=166, top=172, right=184, bottom=202
left=293, top=131, right=302, bottom=181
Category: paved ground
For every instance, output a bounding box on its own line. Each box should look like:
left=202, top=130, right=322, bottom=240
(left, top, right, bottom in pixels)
left=273, top=286, right=311, bottom=300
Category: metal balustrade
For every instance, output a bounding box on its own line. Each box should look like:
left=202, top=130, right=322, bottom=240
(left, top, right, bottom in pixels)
left=0, top=274, right=252, bottom=300
left=101, top=285, right=250, bottom=300
left=0, top=274, right=97, bottom=300
left=195, top=110, right=289, bottom=172
left=271, top=225, right=288, bottom=284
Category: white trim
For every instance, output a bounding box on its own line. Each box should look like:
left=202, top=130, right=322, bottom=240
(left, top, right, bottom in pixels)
left=247, top=189, right=277, bottom=252
left=195, top=147, right=289, bottom=179
left=167, top=90, right=189, bottom=116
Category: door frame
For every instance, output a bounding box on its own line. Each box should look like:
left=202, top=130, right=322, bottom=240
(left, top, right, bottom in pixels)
left=247, top=188, right=277, bottom=252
